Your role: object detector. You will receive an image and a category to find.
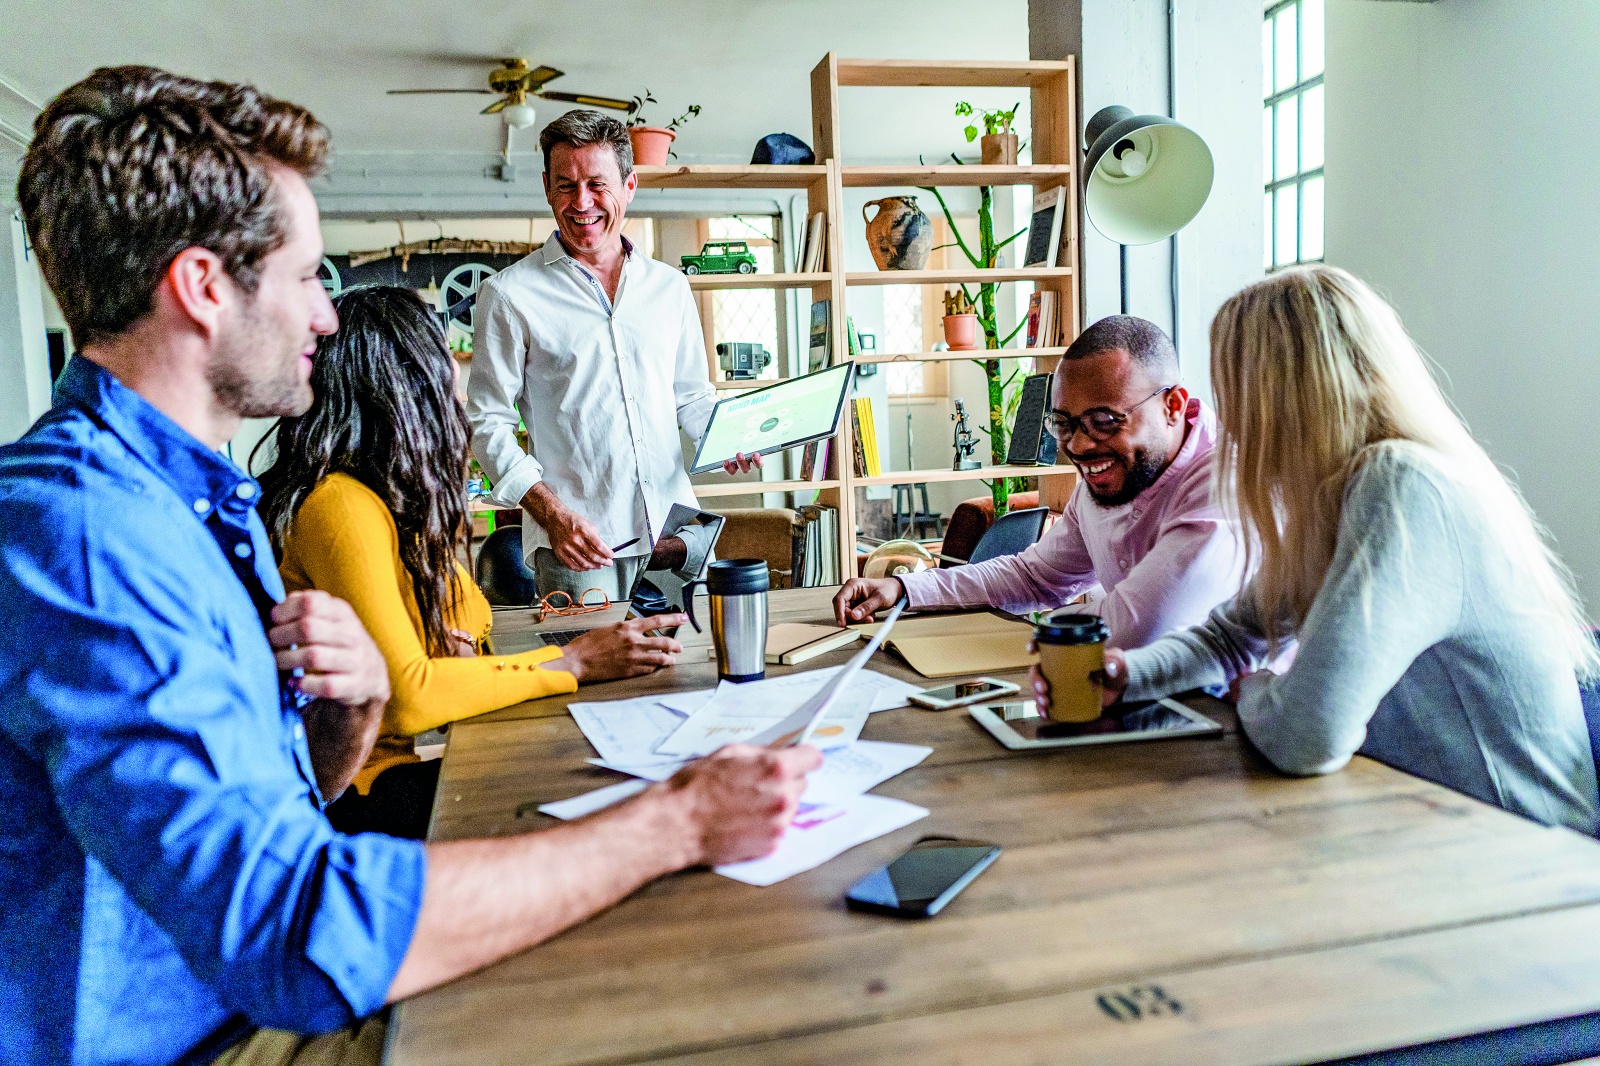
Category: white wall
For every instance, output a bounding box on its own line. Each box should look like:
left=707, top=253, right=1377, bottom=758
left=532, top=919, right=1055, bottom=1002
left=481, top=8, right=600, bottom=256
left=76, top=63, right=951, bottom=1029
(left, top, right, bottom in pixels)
left=1325, top=0, right=1600, bottom=612
left=1030, top=0, right=1264, bottom=398
left=0, top=207, right=51, bottom=443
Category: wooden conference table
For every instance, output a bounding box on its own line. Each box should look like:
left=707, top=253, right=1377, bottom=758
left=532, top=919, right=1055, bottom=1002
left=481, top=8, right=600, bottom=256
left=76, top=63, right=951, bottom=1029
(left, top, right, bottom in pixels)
left=387, top=587, right=1600, bottom=1065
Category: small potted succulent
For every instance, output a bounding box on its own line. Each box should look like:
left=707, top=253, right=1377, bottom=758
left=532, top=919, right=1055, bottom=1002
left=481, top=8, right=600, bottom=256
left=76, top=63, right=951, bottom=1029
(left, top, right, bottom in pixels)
left=942, top=289, right=980, bottom=350
left=956, top=100, right=1022, bottom=165
left=627, top=90, right=702, bottom=166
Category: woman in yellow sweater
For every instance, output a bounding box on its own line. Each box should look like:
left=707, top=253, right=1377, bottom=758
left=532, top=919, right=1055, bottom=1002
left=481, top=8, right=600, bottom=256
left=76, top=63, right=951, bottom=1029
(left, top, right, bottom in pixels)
left=255, top=285, right=685, bottom=838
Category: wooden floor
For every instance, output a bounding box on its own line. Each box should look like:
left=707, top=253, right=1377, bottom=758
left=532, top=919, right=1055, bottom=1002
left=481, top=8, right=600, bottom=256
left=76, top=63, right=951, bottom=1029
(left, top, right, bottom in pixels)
left=389, top=587, right=1600, bottom=1065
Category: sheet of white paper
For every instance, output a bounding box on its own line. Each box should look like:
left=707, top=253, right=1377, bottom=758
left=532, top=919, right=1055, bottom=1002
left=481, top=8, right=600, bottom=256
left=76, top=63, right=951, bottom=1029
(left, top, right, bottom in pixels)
left=567, top=696, right=691, bottom=766
left=536, top=778, right=649, bottom=820
left=657, top=689, right=715, bottom=716
left=799, top=740, right=933, bottom=804
left=714, top=794, right=929, bottom=886
left=655, top=683, right=876, bottom=757
left=588, top=740, right=933, bottom=804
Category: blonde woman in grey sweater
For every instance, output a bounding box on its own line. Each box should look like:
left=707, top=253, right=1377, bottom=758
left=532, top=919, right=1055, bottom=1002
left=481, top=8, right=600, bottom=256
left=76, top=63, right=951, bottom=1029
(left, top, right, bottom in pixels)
left=1032, top=266, right=1600, bottom=833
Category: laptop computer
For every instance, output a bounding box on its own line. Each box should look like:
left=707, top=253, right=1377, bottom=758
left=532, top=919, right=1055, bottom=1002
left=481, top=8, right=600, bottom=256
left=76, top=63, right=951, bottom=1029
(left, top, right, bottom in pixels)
left=531, top=503, right=726, bottom=648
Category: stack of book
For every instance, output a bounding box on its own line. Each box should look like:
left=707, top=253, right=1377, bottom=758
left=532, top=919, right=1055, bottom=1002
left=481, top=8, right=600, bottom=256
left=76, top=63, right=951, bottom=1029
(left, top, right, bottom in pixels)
left=807, top=299, right=831, bottom=373
left=849, top=397, right=882, bottom=477
left=792, top=504, right=840, bottom=587
left=1025, top=290, right=1061, bottom=349
left=796, top=212, right=829, bottom=273
left=799, top=437, right=833, bottom=482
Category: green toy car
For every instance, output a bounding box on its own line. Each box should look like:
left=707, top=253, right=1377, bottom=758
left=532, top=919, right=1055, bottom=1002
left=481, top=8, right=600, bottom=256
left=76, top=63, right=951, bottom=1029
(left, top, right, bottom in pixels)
left=681, top=240, right=757, bottom=275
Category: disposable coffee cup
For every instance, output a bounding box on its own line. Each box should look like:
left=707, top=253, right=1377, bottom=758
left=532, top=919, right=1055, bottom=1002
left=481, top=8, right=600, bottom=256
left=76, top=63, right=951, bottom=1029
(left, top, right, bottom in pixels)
left=1034, top=611, right=1108, bottom=723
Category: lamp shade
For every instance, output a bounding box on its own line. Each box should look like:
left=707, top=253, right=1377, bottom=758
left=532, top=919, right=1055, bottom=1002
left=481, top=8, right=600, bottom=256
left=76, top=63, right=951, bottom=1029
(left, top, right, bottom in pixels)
left=1083, top=105, right=1214, bottom=246
left=502, top=101, right=538, bottom=130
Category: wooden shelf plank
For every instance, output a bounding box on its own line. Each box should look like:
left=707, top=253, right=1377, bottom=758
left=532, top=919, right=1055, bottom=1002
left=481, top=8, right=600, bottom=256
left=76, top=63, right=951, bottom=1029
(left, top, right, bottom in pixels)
left=633, top=164, right=828, bottom=190
left=685, top=271, right=831, bottom=290
left=846, top=266, right=1072, bottom=287
left=712, top=379, right=771, bottom=390
left=857, top=346, right=1067, bottom=364
left=842, top=165, right=1074, bottom=188
left=693, top=479, right=840, bottom=498
left=853, top=465, right=1073, bottom=487
left=836, top=58, right=1075, bottom=88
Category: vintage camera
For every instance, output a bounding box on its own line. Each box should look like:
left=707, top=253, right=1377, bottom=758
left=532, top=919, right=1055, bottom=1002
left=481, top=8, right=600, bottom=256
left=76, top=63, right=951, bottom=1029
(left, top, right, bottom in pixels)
left=716, top=341, right=773, bottom=380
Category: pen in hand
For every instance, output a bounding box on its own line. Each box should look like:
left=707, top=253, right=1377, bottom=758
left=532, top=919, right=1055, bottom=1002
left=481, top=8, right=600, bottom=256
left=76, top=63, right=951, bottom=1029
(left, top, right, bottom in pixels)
left=611, top=538, right=641, bottom=553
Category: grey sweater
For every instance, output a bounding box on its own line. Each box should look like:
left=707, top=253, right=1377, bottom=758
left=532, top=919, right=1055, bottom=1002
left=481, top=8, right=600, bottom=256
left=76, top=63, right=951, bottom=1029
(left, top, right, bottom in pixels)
left=1125, top=443, right=1598, bottom=834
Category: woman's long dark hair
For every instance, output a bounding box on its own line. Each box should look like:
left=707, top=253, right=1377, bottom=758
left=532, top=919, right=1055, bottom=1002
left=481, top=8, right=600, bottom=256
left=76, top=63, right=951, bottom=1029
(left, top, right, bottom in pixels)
left=255, top=285, right=471, bottom=657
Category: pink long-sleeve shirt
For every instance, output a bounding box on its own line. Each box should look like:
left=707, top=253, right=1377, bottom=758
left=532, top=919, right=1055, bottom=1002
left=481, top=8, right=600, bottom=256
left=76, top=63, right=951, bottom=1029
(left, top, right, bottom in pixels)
left=900, top=398, right=1247, bottom=649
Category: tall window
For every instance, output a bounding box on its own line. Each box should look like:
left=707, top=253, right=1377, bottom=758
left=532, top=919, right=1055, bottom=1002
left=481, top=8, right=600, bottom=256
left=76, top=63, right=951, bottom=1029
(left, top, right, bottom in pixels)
left=1264, top=0, right=1324, bottom=269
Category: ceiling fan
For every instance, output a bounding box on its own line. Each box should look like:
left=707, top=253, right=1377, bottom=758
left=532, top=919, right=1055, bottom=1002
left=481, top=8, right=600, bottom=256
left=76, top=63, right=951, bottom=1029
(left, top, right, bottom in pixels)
left=387, top=58, right=635, bottom=129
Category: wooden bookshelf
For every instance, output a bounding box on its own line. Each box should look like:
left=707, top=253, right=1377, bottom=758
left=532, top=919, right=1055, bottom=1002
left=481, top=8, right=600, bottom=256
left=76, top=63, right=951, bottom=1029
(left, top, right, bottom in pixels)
left=842, top=164, right=1074, bottom=188
left=671, top=55, right=1081, bottom=581
left=845, top=266, right=1073, bottom=287
left=693, top=479, right=841, bottom=498
left=685, top=271, right=831, bottom=291
left=855, top=346, right=1068, bottom=364
left=633, top=164, right=827, bottom=189
left=853, top=465, right=1072, bottom=488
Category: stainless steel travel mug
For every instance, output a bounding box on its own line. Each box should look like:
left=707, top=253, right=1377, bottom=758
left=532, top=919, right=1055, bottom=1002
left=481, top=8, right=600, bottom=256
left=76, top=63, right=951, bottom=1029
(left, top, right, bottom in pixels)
left=684, top=559, right=769, bottom=682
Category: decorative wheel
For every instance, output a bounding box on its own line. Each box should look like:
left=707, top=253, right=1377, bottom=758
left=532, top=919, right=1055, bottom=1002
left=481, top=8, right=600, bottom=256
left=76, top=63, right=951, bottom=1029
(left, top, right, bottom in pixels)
left=317, top=257, right=342, bottom=297
left=441, top=262, right=498, bottom=334
left=737, top=261, right=754, bottom=274
left=683, top=263, right=700, bottom=275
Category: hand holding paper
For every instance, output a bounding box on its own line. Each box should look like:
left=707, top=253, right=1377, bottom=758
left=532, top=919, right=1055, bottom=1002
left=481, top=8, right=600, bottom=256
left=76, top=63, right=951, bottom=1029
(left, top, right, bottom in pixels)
left=753, top=596, right=908, bottom=748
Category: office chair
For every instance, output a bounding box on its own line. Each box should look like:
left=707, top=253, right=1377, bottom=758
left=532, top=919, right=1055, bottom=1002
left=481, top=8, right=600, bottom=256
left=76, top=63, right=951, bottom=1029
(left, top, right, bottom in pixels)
left=965, top=506, right=1049, bottom=566
left=474, top=526, right=539, bottom=607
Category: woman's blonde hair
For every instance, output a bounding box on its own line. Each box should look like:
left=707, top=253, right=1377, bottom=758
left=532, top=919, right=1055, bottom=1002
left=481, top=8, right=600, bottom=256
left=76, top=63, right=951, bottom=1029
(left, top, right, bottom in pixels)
left=1209, top=265, right=1598, bottom=676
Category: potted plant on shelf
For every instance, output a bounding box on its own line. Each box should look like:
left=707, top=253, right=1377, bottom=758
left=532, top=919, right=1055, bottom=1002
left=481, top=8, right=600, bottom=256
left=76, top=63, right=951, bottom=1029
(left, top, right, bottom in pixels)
left=955, top=100, right=1022, bottom=165
left=627, top=90, right=702, bottom=167
left=942, top=289, right=980, bottom=350
left=920, top=151, right=1033, bottom=516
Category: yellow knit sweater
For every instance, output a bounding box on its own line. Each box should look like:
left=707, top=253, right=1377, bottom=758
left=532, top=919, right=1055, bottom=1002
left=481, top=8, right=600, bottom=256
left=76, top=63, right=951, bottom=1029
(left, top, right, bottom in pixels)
left=278, top=472, right=576, bottom=793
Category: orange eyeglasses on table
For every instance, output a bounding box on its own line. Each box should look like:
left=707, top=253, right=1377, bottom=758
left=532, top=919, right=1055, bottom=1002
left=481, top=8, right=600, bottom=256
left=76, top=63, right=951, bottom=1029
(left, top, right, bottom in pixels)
left=535, top=588, right=611, bottom=623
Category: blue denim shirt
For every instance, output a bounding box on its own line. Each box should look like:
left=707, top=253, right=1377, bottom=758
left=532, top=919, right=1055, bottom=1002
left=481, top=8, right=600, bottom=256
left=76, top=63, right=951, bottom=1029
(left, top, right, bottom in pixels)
left=0, top=358, right=425, bottom=1066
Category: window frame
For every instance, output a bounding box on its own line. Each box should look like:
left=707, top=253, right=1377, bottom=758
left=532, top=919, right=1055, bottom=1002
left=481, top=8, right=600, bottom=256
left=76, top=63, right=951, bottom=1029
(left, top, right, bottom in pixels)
left=1264, top=0, right=1324, bottom=269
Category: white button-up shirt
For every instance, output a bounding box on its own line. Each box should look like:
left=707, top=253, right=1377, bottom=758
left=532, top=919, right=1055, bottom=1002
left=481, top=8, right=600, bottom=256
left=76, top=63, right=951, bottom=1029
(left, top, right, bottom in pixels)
left=466, top=233, right=717, bottom=563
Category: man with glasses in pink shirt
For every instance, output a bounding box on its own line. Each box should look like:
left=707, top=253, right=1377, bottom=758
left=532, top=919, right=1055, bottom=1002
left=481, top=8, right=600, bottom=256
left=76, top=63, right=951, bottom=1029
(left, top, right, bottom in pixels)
left=834, top=316, right=1246, bottom=649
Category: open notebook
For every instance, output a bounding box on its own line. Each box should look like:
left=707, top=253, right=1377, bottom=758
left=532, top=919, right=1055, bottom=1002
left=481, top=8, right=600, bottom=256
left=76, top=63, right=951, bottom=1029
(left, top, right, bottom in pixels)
left=851, top=610, right=1038, bottom=678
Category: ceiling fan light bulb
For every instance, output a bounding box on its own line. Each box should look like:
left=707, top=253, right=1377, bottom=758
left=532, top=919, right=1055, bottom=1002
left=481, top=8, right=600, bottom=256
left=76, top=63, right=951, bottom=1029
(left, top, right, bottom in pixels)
left=503, top=102, right=537, bottom=130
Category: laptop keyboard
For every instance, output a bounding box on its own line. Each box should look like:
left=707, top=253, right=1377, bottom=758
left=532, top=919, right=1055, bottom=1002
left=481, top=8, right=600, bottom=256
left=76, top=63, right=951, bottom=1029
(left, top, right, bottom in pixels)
left=539, top=628, right=582, bottom=647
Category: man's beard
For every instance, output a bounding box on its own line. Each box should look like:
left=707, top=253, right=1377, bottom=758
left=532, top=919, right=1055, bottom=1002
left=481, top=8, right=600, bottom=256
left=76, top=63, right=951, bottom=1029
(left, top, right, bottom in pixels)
left=207, top=299, right=312, bottom=420
left=1085, top=445, right=1170, bottom=508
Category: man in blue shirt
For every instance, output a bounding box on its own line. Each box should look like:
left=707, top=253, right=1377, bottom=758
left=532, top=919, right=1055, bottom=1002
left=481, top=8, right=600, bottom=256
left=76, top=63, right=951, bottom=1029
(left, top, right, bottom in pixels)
left=0, top=66, right=818, bottom=1066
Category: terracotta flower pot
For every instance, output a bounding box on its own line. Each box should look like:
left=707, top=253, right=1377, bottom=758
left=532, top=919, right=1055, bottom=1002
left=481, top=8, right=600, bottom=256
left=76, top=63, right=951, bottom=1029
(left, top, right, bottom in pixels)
left=628, top=126, right=675, bottom=167
left=943, top=313, right=980, bottom=350
left=980, top=132, right=1019, bottom=166
left=862, top=196, right=933, bottom=271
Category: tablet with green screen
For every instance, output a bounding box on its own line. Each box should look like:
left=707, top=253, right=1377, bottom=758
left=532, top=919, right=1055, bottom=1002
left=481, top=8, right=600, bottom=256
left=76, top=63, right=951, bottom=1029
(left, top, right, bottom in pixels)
left=688, top=362, right=855, bottom=474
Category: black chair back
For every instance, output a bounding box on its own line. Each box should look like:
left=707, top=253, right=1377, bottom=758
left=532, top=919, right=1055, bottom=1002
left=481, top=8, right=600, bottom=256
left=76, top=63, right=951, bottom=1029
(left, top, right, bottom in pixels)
left=967, top=506, right=1049, bottom=566
left=474, top=526, right=538, bottom=607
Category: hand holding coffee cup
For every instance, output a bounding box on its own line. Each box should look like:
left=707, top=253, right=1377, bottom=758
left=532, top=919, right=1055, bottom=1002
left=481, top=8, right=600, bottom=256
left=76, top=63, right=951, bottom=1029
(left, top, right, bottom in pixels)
left=1028, top=647, right=1129, bottom=713
left=1029, top=611, right=1125, bottom=722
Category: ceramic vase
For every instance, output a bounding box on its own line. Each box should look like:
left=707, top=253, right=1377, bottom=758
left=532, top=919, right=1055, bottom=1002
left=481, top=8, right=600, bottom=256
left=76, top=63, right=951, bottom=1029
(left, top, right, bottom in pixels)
left=942, top=313, right=980, bottom=350
left=628, top=127, right=675, bottom=167
left=863, top=196, right=933, bottom=271
left=980, top=132, right=1019, bottom=166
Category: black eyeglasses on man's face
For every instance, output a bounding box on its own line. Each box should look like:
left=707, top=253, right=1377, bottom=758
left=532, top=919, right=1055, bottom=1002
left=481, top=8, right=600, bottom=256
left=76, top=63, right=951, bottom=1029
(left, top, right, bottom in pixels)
left=1044, top=385, right=1175, bottom=444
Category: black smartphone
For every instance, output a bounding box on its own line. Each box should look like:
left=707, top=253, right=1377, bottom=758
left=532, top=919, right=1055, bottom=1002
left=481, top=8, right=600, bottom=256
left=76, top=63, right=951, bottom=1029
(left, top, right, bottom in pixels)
left=845, top=836, right=1001, bottom=918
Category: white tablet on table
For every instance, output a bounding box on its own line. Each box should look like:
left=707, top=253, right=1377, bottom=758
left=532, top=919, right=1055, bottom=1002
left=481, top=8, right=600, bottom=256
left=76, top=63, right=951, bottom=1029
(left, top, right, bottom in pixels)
left=688, top=362, right=855, bottom=475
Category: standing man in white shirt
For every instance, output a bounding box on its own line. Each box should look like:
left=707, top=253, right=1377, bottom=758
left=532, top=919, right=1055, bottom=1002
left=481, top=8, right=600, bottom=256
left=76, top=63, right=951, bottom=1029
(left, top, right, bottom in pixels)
left=467, top=110, right=757, bottom=600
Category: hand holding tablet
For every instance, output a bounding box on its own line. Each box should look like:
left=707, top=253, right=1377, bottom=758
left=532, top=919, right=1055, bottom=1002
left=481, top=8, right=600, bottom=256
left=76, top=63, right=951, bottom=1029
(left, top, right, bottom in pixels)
left=690, top=363, right=855, bottom=475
